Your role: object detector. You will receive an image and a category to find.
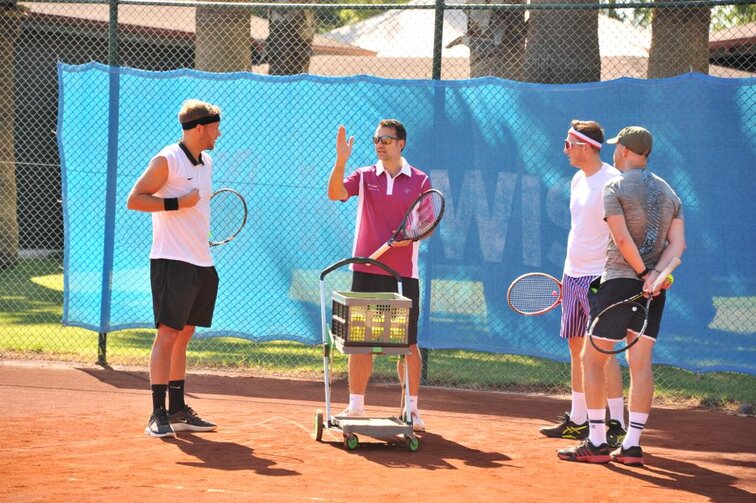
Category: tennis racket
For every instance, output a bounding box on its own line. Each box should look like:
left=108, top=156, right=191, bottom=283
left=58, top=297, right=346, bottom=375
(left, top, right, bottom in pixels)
left=367, top=189, right=445, bottom=262
left=209, top=188, right=248, bottom=247
left=506, top=273, right=563, bottom=316
left=588, top=257, right=681, bottom=354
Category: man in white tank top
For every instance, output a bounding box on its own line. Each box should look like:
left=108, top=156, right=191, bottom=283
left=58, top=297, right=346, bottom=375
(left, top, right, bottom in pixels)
left=539, top=120, right=626, bottom=448
left=127, top=100, right=222, bottom=438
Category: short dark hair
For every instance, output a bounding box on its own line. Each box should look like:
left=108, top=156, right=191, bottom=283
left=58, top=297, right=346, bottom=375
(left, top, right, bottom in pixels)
left=379, top=119, right=407, bottom=142
left=570, top=119, right=604, bottom=148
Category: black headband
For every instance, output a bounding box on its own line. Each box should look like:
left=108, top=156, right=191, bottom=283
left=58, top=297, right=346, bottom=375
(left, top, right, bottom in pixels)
left=181, top=113, right=221, bottom=130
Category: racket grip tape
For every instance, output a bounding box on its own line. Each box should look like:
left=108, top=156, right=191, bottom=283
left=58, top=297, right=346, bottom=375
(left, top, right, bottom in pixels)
left=367, top=242, right=392, bottom=263
left=651, top=256, right=681, bottom=290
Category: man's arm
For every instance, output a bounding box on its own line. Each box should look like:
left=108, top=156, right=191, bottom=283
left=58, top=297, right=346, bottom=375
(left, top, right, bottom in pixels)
left=644, top=217, right=686, bottom=294
left=328, top=125, right=353, bottom=201
left=606, top=214, right=646, bottom=276
left=126, top=156, right=199, bottom=212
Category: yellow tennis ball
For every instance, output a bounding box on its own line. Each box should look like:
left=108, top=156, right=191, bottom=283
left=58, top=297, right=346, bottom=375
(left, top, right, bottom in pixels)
left=667, top=273, right=674, bottom=285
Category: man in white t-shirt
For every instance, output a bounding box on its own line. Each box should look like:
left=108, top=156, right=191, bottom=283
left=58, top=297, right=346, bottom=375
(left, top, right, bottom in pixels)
left=127, top=100, right=222, bottom=438
left=539, top=120, right=626, bottom=448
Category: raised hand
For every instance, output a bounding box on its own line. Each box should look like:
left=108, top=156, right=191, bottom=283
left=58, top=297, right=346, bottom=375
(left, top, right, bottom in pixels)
left=336, top=125, right=354, bottom=163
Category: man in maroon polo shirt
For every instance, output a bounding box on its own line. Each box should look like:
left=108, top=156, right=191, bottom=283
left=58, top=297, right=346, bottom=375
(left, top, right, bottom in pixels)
left=327, top=119, right=432, bottom=431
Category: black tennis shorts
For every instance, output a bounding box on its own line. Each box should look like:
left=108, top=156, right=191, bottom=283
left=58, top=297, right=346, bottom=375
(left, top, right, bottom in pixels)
left=588, top=277, right=667, bottom=340
left=351, top=271, right=420, bottom=346
left=150, top=259, right=219, bottom=331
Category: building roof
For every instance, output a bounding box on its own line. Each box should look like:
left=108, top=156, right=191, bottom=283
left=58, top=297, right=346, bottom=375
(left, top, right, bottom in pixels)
left=709, top=21, right=756, bottom=52
left=323, top=1, right=653, bottom=58
left=710, top=22, right=756, bottom=44
left=20, top=2, right=374, bottom=56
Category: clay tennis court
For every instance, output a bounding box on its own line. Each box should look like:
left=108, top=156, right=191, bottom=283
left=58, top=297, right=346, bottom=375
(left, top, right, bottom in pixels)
left=1, top=361, right=753, bottom=502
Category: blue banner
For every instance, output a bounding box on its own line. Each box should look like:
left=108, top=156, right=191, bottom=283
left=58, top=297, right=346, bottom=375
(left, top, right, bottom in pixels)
left=58, top=62, right=756, bottom=374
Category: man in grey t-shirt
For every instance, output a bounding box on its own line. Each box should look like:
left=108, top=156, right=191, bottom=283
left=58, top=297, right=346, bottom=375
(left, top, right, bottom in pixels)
left=557, top=126, right=686, bottom=466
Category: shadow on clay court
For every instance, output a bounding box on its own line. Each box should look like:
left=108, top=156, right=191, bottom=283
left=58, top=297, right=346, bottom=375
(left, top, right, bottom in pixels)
left=76, top=367, right=753, bottom=458
left=77, top=366, right=567, bottom=420
left=163, top=433, right=300, bottom=476
left=321, top=431, right=511, bottom=470
left=602, top=454, right=755, bottom=501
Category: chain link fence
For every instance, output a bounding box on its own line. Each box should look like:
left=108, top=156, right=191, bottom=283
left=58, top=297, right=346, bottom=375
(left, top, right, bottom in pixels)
left=1, top=0, right=755, bottom=407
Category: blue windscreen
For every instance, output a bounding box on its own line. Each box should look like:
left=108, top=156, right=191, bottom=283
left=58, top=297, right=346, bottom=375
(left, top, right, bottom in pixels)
left=58, top=63, right=756, bottom=374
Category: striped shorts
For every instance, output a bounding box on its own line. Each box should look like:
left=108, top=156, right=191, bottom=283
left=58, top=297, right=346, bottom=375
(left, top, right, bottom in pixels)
left=559, top=274, right=599, bottom=339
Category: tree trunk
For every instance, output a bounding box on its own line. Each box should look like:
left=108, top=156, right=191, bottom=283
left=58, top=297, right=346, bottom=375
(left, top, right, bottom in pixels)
left=266, top=1, right=316, bottom=75
left=648, top=2, right=711, bottom=79
left=466, top=0, right=527, bottom=79
left=0, top=4, right=24, bottom=268
left=523, top=0, right=601, bottom=83
left=195, top=3, right=251, bottom=72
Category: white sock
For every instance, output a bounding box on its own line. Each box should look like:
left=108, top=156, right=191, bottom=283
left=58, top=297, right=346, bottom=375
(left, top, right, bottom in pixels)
left=607, top=397, right=625, bottom=428
left=569, top=391, right=587, bottom=424
left=622, top=411, right=649, bottom=448
left=409, top=395, right=418, bottom=413
left=587, top=408, right=607, bottom=446
left=348, top=394, right=364, bottom=412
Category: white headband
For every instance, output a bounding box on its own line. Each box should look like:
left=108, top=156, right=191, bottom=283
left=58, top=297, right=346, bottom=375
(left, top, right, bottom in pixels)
left=568, top=127, right=602, bottom=149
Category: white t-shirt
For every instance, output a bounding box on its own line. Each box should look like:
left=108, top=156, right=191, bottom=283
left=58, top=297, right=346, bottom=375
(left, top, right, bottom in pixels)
left=150, top=143, right=213, bottom=267
left=563, top=162, right=620, bottom=277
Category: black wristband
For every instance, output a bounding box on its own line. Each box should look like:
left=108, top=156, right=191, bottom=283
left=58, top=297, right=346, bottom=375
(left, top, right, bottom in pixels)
left=636, top=267, right=650, bottom=279
left=164, top=198, right=179, bottom=211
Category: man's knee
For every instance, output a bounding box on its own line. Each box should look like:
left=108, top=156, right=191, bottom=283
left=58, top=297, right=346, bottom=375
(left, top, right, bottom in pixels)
left=156, top=324, right=180, bottom=342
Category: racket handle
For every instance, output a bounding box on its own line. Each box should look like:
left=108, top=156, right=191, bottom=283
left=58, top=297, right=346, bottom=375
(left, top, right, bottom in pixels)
left=367, top=242, right=392, bottom=263
left=651, top=256, right=681, bottom=290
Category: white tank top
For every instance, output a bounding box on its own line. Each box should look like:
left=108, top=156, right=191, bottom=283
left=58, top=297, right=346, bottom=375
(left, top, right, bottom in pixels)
left=150, top=143, right=213, bottom=266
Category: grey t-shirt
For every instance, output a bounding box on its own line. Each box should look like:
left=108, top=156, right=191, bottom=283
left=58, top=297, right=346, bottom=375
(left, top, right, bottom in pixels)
left=602, top=168, right=684, bottom=282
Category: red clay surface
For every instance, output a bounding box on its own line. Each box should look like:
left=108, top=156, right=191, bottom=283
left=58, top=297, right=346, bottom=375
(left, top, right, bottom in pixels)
left=1, top=361, right=754, bottom=502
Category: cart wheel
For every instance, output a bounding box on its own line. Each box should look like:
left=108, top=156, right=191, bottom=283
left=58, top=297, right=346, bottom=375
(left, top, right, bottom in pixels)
left=312, top=410, right=324, bottom=442
left=405, top=435, right=420, bottom=452
left=344, top=434, right=359, bottom=451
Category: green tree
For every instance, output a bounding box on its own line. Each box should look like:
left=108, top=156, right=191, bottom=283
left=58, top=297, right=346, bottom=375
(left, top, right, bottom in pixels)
left=317, top=0, right=410, bottom=32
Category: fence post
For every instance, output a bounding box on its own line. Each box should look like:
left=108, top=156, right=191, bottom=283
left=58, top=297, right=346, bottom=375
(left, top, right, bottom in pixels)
left=431, top=0, right=445, bottom=80
left=98, top=333, right=108, bottom=366
left=108, top=0, right=119, bottom=67
left=98, top=0, right=120, bottom=367
left=421, top=0, right=446, bottom=384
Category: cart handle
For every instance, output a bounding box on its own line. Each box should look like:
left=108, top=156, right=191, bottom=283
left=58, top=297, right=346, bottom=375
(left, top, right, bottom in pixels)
left=319, top=257, right=403, bottom=285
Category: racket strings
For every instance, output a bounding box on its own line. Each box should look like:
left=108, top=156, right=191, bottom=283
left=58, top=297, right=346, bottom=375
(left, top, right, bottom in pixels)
left=209, top=191, right=246, bottom=244
left=592, top=301, right=646, bottom=341
left=403, top=192, right=444, bottom=239
left=508, top=275, right=560, bottom=313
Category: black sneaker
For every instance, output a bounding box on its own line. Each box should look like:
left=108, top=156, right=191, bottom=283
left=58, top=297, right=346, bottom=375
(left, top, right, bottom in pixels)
left=540, top=412, right=589, bottom=439
left=145, top=408, right=175, bottom=438
left=606, top=419, right=627, bottom=448
left=611, top=445, right=644, bottom=466
left=557, top=439, right=612, bottom=463
left=168, top=405, right=217, bottom=432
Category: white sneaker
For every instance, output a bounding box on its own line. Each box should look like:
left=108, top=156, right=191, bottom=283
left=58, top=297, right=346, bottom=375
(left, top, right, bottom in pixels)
left=337, top=407, right=365, bottom=417
left=411, top=411, right=426, bottom=432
